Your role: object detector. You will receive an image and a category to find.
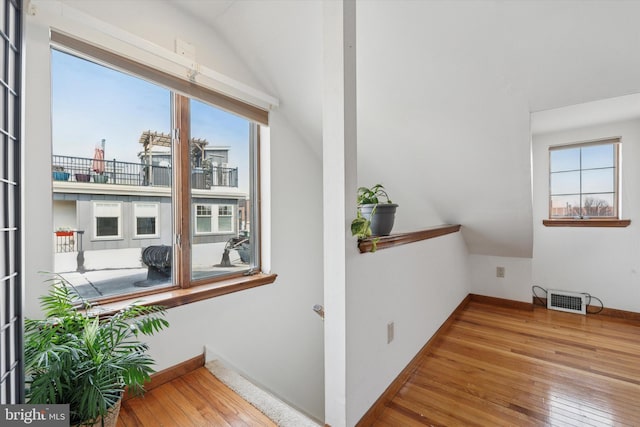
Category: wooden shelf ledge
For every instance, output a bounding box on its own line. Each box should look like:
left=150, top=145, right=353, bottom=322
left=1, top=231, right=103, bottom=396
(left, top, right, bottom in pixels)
left=543, top=219, right=630, bottom=227
left=358, top=224, right=461, bottom=253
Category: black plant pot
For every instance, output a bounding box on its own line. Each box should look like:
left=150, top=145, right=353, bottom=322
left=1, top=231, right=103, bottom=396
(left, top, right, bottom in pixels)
left=359, top=203, right=398, bottom=236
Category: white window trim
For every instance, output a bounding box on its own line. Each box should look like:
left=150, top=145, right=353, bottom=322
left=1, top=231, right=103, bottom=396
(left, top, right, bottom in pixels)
left=548, top=138, right=620, bottom=220
left=93, top=201, right=122, bottom=240
left=194, top=204, right=213, bottom=235
left=217, top=205, right=234, bottom=233
left=194, top=203, right=235, bottom=235
left=133, top=202, right=160, bottom=239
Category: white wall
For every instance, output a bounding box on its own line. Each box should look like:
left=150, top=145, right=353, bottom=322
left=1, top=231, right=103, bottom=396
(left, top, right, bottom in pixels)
left=24, top=1, right=325, bottom=420
left=349, top=5, right=474, bottom=423
left=532, top=118, right=640, bottom=312
left=52, top=200, right=75, bottom=230
left=346, top=233, right=470, bottom=425
left=469, top=255, right=532, bottom=302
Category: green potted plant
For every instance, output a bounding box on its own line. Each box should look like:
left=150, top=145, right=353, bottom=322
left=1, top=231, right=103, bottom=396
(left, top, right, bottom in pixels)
left=351, top=184, right=398, bottom=252
left=92, top=173, right=109, bottom=184
left=75, top=168, right=91, bottom=182
left=52, top=165, right=70, bottom=181
left=24, top=279, right=169, bottom=427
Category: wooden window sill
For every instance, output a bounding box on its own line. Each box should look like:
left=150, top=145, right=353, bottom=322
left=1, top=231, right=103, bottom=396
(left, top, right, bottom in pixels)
left=543, top=219, right=631, bottom=227
left=88, top=272, right=277, bottom=315
left=358, top=224, right=461, bottom=253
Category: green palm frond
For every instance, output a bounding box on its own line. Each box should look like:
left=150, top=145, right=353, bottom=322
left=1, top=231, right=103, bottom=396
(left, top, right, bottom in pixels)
left=24, top=277, right=169, bottom=425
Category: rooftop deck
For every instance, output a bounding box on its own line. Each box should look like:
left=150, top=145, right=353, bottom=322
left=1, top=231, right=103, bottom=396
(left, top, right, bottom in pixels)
left=52, top=155, right=238, bottom=189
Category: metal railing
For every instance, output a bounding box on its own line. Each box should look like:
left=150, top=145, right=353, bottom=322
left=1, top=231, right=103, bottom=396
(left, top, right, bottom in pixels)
left=52, top=155, right=238, bottom=189
left=54, top=230, right=86, bottom=272
left=54, top=230, right=82, bottom=253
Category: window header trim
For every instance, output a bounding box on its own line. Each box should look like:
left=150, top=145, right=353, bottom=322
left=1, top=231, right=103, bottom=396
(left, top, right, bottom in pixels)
left=549, top=137, right=621, bottom=151
left=50, top=30, right=269, bottom=126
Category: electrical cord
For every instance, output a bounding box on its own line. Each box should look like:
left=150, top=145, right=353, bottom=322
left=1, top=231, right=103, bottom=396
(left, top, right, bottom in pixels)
left=583, top=293, right=605, bottom=314
left=531, top=285, right=604, bottom=314
left=531, top=285, right=548, bottom=307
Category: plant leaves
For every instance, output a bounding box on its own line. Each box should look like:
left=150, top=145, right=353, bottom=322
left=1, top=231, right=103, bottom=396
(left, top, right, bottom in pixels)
left=24, top=280, right=169, bottom=424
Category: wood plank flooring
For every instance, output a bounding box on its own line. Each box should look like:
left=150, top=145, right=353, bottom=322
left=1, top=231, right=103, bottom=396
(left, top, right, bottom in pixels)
left=372, top=301, right=640, bottom=426
left=116, top=367, right=276, bottom=427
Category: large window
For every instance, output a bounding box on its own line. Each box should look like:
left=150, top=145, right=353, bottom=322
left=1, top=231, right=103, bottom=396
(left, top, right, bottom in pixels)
left=549, top=138, right=620, bottom=219
left=50, top=33, right=265, bottom=302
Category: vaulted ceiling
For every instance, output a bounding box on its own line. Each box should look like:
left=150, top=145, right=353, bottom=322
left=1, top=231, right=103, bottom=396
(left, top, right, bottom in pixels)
left=166, top=1, right=640, bottom=256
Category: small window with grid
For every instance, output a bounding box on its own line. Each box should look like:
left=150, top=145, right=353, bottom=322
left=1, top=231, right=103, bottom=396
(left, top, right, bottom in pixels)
left=218, top=205, right=234, bottom=232
left=549, top=138, right=620, bottom=219
left=195, top=204, right=213, bottom=234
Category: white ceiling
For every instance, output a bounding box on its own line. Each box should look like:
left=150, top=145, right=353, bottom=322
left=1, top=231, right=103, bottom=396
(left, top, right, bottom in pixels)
left=170, top=0, right=640, bottom=257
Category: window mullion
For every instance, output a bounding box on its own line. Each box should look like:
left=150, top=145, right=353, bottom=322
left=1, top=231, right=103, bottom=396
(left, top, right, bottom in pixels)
left=174, top=93, right=192, bottom=288
left=579, top=147, right=583, bottom=217
left=615, top=143, right=620, bottom=217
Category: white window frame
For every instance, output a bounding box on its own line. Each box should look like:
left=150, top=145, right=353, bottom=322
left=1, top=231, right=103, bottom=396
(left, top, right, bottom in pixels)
left=548, top=138, right=620, bottom=220
left=93, top=201, right=122, bottom=240
left=194, top=204, right=213, bottom=235
left=217, top=205, right=234, bottom=233
left=133, top=202, right=160, bottom=238
left=194, top=203, right=235, bottom=235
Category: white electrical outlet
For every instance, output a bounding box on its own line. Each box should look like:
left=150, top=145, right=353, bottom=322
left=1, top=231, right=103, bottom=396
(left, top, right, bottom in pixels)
left=496, top=266, right=505, bottom=278
left=387, top=322, right=394, bottom=344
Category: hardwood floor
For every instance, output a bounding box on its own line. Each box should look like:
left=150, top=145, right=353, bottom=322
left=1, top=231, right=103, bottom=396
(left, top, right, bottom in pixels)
left=116, top=367, right=276, bottom=427
left=371, top=301, right=640, bottom=426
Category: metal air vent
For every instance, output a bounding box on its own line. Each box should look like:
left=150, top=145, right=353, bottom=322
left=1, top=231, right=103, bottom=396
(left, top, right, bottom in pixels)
left=547, top=289, right=587, bottom=315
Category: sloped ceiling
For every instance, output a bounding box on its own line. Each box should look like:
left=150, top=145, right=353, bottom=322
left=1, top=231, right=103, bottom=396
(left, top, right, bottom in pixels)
left=169, top=0, right=324, bottom=157
left=532, top=93, right=640, bottom=136
left=172, top=0, right=640, bottom=258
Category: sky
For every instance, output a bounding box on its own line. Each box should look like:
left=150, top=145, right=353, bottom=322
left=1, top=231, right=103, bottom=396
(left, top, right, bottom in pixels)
left=51, top=49, right=251, bottom=192
left=549, top=144, right=615, bottom=209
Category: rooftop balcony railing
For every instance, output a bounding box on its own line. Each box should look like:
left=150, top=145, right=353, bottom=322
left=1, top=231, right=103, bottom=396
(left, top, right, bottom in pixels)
left=52, top=155, right=238, bottom=189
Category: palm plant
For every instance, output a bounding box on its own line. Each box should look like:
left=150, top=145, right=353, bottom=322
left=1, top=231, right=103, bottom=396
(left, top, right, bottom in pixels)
left=25, top=281, right=169, bottom=426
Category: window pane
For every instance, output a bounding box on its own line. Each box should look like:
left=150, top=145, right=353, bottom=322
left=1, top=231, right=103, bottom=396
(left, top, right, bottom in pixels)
left=218, top=216, right=233, bottom=232
left=582, top=168, right=614, bottom=194
left=218, top=205, right=233, bottom=232
left=550, top=195, right=581, bottom=217
left=550, top=171, right=580, bottom=195
left=582, top=144, right=614, bottom=169
left=550, top=148, right=580, bottom=172
left=548, top=141, right=619, bottom=219
left=190, top=99, right=253, bottom=280
left=197, top=205, right=211, bottom=216
left=196, top=216, right=212, bottom=233
left=582, top=193, right=615, bottom=217
left=51, top=49, right=172, bottom=300
left=96, top=217, right=118, bottom=236
left=137, top=217, right=156, bottom=235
